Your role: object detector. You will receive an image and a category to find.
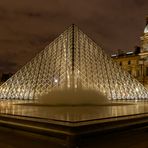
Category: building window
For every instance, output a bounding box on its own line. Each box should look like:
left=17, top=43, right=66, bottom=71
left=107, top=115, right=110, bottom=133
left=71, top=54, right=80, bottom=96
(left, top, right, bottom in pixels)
left=137, top=70, right=139, bottom=77
left=128, top=70, right=131, bottom=74
left=146, top=67, right=148, bottom=76
left=128, top=60, right=131, bottom=65
left=119, top=61, right=122, bottom=66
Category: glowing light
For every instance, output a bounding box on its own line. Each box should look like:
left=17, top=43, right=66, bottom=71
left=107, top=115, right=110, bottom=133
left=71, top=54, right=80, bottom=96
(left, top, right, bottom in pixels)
left=144, top=25, right=148, bottom=33
left=126, top=51, right=133, bottom=55
left=54, top=79, right=58, bottom=83
left=111, top=54, right=117, bottom=57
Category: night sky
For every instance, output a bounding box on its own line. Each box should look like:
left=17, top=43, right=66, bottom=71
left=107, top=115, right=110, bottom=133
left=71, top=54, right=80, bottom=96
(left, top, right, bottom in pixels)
left=0, top=0, right=148, bottom=72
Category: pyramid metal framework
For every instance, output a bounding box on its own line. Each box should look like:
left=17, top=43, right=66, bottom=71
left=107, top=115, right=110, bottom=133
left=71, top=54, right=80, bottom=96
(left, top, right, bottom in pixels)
left=0, top=24, right=148, bottom=100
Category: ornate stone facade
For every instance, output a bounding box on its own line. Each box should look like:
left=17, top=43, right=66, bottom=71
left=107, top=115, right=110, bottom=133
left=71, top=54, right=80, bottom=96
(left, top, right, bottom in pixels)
left=112, top=17, right=148, bottom=88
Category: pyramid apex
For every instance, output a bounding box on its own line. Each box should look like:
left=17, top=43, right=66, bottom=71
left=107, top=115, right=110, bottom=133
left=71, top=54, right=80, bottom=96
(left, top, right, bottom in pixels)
left=70, top=24, right=77, bottom=28
left=66, top=24, right=78, bottom=31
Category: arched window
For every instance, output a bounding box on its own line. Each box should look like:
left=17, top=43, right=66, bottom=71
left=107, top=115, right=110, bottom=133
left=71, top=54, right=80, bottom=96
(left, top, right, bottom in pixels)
left=119, top=61, right=122, bottom=66
left=128, top=60, right=131, bottom=65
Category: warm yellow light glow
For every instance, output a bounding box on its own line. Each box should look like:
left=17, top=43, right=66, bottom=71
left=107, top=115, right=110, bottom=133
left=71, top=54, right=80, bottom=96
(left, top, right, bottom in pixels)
left=144, top=25, right=148, bottom=34
left=54, top=79, right=58, bottom=83
left=0, top=24, right=147, bottom=101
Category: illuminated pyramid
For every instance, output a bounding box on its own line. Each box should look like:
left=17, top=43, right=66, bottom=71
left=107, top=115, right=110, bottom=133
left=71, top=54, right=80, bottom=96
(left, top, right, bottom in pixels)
left=0, top=24, right=148, bottom=100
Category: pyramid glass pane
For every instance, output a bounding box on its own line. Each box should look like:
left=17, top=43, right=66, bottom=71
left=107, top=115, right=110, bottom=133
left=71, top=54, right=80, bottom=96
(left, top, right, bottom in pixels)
left=0, top=25, right=148, bottom=100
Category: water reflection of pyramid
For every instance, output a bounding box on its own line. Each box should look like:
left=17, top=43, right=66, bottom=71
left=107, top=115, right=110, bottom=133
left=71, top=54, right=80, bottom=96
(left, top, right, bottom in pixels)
left=0, top=24, right=148, bottom=100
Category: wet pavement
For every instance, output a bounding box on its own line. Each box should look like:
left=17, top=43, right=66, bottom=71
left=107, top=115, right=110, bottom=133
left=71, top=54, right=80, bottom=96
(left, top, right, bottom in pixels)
left=0, top=100, right=148, bottom=122
left=0, top=100, right=148, bottom=148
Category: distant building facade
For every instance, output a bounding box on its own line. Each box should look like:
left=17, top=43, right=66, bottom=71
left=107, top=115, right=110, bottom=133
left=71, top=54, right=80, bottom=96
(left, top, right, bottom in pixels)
left=112, top=17, right=148, bottom=88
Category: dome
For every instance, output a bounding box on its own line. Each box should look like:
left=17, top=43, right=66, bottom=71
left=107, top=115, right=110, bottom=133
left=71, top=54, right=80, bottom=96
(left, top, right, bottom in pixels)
left=144, top=24, right=148, bottom=33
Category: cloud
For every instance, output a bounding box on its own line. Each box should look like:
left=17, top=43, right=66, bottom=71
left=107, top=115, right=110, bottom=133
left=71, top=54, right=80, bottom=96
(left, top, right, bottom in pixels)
left=0, top=0, right=148, bottom=71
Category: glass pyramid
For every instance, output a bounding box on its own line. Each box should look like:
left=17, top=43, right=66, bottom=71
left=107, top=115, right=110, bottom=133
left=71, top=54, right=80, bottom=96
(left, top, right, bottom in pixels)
left=0, top=24, right=148, bottom=100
